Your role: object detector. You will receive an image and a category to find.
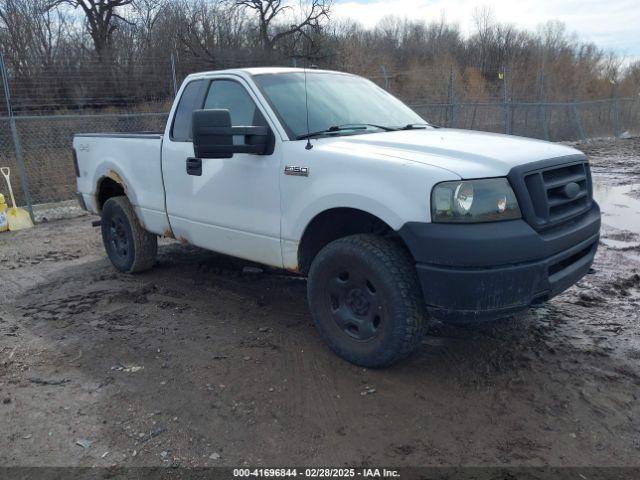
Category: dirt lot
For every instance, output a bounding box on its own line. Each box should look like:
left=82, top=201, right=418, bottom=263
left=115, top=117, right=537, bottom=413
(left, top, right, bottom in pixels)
left=1, top=138, right=639, bottom=468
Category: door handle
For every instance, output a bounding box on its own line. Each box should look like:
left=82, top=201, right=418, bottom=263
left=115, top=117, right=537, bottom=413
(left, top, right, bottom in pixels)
left=186, top=157, right=202, bottom=176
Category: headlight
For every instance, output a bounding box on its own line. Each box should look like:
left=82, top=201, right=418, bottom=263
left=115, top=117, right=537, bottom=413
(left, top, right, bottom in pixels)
left=431, top=178, right=521, bottom=223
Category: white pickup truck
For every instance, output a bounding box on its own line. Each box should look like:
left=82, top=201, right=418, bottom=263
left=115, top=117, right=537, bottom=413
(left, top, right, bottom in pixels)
left=74, top=67, right=600, bottom=367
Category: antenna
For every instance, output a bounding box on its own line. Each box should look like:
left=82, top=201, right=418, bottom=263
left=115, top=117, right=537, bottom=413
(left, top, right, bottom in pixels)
left=303, top=55, right=313, bottom=150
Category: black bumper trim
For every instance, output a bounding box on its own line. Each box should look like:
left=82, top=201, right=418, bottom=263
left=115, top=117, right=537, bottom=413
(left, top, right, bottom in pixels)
left=398, top=203, right=600, bottom=320
left=398, top=202, right=600, bottom=268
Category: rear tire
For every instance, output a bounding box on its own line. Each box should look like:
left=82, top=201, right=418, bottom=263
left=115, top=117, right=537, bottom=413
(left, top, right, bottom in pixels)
left=307, top=234, right=428, bottom=368
left=101, top=196, right=157, bottom=273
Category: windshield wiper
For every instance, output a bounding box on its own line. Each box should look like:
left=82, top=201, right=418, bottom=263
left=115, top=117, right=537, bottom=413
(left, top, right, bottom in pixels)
left=399, top=123, right=435, bottom=130
left=297, top=123, right=395, bottom=140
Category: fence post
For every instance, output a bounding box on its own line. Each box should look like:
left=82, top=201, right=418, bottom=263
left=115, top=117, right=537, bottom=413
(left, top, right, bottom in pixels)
left=503, top=66, right=511, bottom=135
left=540, top=104, right=550, bottom=141
left=380, top=65, right=389, bottom=91
left=170, top=53, right=178, bottom=98
left=572, top=103, right=586, bottom=141
left=449, top=64, right=457, bottom=128
left=537, top=70, right=549, bottom=141
left=612, top=82, right=621, bottom=138
left=0, top=52, right=34, bottom=222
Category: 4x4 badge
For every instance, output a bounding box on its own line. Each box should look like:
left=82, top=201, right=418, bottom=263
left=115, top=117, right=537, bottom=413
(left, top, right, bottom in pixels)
left=284, top=166, right=309, bottom=177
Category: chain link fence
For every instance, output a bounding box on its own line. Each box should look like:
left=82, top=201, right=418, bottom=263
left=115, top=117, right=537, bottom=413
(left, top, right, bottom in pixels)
left=1, top=53, right=638, bottom=220
left=411, top=97, right=640, bottom=140
left=0, top=113, right=168, bottom=209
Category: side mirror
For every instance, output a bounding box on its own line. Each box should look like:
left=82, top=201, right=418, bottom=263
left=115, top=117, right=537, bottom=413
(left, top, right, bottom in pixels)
left=192, top=109, right=270, bottom=159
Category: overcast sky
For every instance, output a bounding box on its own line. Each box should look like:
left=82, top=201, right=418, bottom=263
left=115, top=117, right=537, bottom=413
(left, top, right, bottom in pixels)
left=331, top=0, right=639, bottom=61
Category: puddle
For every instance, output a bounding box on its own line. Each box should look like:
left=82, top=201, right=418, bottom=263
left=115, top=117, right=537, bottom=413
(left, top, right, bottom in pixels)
left=593, top=181, right=640, bottom=235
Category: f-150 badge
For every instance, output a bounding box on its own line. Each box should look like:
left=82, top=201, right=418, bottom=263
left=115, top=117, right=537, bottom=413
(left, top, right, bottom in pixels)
left=284, top=166, right=309, bottom=177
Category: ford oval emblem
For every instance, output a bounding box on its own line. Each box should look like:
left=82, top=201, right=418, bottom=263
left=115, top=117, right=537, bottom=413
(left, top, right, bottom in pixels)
left=563, top=182, right=581, bottom=199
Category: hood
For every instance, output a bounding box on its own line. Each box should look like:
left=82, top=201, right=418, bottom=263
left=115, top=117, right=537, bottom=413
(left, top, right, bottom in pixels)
left=319, top=128, right=584, bottom=178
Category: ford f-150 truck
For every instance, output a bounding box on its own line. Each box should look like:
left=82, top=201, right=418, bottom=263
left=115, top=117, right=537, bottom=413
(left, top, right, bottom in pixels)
left=74, top=67, right=600, bottom=367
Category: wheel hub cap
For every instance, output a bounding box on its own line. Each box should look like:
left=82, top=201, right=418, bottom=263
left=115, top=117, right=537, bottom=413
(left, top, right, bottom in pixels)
left=328, top=271, right=382, bottom=341
left=109, top=216, right=128, bottom=258
left=346, top=288, right=370, bottom=316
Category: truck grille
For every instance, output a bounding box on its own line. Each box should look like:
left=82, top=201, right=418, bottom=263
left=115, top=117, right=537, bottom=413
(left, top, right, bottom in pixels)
left=509, top=157, right=593, bottom=231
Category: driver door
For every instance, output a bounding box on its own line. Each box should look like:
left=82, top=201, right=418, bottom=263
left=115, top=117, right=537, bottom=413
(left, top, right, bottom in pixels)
left=161, top=77, right=283, bottom=267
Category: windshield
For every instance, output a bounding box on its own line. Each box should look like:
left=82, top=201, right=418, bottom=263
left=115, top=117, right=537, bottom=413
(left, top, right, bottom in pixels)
left=252, top=72, right=427, bottom=139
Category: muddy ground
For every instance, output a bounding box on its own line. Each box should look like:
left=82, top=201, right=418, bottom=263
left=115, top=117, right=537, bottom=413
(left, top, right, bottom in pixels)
left=1, top=138, right=639, bottom=468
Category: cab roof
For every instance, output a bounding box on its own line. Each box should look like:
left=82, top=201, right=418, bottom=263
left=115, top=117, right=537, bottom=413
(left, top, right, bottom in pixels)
left=184, top=67, right=352, bottom=81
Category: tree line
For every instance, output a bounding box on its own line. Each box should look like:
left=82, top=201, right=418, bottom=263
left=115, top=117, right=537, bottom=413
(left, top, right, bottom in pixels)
left=0, top=0, right=638, bottom=113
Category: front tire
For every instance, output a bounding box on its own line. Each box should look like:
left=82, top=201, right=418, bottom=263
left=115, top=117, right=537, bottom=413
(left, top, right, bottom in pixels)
left=307, top=234, right=428, bottom=368
left=101, top=196, right=157, bottom=273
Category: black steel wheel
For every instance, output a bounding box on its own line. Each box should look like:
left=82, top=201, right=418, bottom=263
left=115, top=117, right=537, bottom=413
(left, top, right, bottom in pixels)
left=327, top=267, right=386, bottom=342
left=307, top=234, right=428, bottom=368
left=101, top=196, right=157, bottom=273
left=108, top=214, right=130, bottom=260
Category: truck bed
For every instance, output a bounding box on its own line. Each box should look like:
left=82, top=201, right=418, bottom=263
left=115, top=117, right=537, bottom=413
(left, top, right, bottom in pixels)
left=73, top=132, right=170, bottom=236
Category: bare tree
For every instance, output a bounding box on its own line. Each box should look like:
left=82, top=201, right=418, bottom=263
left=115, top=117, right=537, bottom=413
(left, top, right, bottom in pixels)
left=48, top=0, right=134, bottom=56
left=234, top=0, right=331, bottom=52
left=470, top=6, right=496, bottom=72
left=0, top=0, right=66, bottom=75
left=176, top=0, right=246, bottom=64
left=131, top=0, right=166, bottom=50
left=2, top=0, right=636, bottom=113
left=621, top=60, right=640, bottom=97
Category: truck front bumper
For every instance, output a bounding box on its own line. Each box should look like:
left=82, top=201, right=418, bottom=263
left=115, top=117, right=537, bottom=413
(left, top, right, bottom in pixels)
left=398, top=203, right=600, bottom=321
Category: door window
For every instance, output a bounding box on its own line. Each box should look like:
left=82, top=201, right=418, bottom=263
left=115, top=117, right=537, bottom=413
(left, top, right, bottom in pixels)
left=171, top=79, right=206, bottom=141
left=204, top=80, right=267, bottom=134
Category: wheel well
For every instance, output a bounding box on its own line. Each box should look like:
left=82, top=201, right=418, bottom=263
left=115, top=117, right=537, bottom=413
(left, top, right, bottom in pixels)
left=97, top=177, right=125, bottom=212
left=298, top=208, right=406, bottom=274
